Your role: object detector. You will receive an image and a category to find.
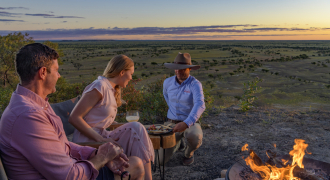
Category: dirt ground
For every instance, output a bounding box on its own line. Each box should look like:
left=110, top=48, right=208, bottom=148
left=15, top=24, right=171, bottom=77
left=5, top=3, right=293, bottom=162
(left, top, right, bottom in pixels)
left=151, top=106, right=330, bottom=180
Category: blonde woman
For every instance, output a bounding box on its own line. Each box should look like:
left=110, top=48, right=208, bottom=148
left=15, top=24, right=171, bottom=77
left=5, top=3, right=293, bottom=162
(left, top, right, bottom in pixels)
left=69, top=55, right=154, bottom=180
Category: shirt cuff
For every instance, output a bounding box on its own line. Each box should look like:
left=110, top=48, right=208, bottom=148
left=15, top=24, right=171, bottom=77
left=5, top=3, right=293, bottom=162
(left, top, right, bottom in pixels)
left=183, top=118, right=195, bottom=128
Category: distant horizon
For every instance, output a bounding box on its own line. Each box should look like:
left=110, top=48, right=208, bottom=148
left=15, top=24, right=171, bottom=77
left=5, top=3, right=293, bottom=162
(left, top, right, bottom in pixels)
left=1, top=0, right=330, bottom=40
left=33, top=39, right=330, bottom=42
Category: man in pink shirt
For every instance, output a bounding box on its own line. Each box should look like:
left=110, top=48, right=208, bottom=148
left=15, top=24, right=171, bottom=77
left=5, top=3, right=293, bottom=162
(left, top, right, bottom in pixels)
left=0, top=43, right=144, bottom=180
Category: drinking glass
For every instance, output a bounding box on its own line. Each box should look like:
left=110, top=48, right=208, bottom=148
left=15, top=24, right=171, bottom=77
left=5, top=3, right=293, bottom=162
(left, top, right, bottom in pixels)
left=126, top=110, right=139, bottom=122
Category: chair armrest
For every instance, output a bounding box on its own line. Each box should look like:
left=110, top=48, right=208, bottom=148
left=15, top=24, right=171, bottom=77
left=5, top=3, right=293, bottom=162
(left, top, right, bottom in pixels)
left=108, top=123, right=126, bottom=130
left=77, top=142, right=106, bottom=148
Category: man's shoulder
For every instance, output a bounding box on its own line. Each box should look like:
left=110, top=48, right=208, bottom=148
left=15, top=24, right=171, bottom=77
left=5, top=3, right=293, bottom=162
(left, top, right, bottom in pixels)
left=188, top=76, right=202, bottom=86
left=4, top=94, right=42, bottom=118
left=163, top=76, right=176, bottom=86
left=164, top=76, right=176, bottom=82
left=0, top=94, right=43, bottom=143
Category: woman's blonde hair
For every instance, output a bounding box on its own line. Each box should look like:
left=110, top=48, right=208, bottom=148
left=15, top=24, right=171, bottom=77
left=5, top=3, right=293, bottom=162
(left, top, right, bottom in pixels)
left=103, top=55, right=134, bottom=107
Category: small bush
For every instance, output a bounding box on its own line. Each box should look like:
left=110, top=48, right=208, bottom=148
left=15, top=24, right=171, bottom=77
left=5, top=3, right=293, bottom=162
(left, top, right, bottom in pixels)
left=0, top=87, right=14, bottom=114
left=238, top=77, right=263, bottom=112
left=48, top=77, right=89, bottom=103
left=118, top=75, right=214, bottom=124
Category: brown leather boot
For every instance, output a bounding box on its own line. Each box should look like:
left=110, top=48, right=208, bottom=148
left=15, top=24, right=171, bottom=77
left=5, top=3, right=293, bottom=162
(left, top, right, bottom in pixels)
left=182, top=156, right=194, bottom=166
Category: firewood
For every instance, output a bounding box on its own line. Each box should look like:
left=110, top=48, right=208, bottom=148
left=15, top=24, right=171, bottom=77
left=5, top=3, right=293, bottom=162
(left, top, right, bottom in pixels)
left=265, top=150, right=287, bottom=168
left=293, top=166, right=327, bottom=180
left=249, top=149, right=264, bottom=166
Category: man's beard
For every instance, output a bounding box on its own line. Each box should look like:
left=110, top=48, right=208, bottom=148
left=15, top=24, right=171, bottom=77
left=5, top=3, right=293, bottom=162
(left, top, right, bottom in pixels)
left=176, top=73, right=189, bottom=81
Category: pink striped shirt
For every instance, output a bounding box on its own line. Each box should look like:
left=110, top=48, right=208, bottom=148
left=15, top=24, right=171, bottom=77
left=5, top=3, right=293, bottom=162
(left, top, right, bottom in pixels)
left=0, top=85, right=98, bottom=180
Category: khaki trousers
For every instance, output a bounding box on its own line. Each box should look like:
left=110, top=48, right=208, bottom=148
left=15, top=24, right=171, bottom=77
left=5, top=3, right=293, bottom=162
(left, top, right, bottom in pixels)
left=157, top=122, right=203, bottom=165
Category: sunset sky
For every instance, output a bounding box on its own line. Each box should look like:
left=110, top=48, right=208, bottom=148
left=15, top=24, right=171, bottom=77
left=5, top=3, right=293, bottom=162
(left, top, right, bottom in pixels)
left=1, top=0, right=330, bottom=40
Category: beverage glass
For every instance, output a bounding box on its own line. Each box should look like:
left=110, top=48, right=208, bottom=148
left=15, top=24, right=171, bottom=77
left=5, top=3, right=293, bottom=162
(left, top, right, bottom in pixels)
left=126, top=110, right=139, bottom=122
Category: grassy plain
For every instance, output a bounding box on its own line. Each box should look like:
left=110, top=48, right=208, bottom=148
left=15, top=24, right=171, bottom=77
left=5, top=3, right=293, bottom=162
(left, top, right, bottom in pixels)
left=57, top=40, right=330, bottom=110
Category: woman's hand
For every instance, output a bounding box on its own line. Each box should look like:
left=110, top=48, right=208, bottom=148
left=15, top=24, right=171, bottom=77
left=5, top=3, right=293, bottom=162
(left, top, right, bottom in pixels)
left=103, top=137, right=122, bottom=149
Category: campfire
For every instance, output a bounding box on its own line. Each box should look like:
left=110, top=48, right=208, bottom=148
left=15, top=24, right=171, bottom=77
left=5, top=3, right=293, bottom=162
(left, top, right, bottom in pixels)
left=226, top=139, right=330, bottom=180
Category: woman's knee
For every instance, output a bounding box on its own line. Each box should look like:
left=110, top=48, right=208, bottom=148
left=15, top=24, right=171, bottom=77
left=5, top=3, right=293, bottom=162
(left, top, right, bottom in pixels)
left=129, top=121, right=143, bottom=128
left=128, top=156, right=144, bottom=177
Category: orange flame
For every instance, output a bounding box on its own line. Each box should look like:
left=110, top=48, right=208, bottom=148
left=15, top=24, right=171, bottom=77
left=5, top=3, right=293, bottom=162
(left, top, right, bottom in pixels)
left=242, top=144, right=249, bottom=151
left=289, top=139, right=309, bottom=168
left=241, top=139, right=309, bottom=180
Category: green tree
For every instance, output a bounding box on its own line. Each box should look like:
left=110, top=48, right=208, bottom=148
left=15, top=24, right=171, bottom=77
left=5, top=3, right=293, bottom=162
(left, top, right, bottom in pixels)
left=151, top=62, right=158, bottom=67
left=208, top=74, right=215, bottom=80
left=43, top=40, right=64, bottom=65
left=0, top=32, right=34, bottom=87
left=73, top=63, right=83, bottom=70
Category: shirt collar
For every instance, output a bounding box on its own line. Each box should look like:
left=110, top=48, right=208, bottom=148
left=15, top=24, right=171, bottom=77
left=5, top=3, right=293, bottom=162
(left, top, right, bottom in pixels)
left=175, top=75, right=191, bottom=86
left=16, top=84, right=49, bottom=109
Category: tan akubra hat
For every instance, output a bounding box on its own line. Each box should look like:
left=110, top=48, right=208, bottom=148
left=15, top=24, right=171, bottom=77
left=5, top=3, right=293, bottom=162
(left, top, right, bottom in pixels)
left=164, top=52, right=200, bottom=70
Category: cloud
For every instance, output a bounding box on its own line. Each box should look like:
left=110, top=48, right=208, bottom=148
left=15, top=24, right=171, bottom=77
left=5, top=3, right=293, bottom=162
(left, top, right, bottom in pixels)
left=160, top=35, right=231, bottom=39
left=32, top=22, right=51, bottom=25
left=51, top=16, right=84, bottom=19
left=0, top=7, right=29, bottom=10
left=25, top=13, right=84, bottom=18
left=0, top=19, right=24, bottom=22
left=0, top=11, right=22, bottom=17
left=25, top=13, right=54, bottom=17
left=243, top=27, right=315, bottom=32
left=229, top=34, right=329, bottom=37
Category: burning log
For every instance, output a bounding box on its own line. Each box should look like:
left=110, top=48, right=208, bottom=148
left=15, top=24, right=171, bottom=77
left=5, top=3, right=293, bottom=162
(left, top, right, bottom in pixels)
left=250, top=149, right=264, bottom=166
left=266, top=150, right=287, bottom=168
left=266, top=150, right=328, bottom=180
left=239, top=139, right=330, bottom=180
left=293, top=166, right=328, bottom=180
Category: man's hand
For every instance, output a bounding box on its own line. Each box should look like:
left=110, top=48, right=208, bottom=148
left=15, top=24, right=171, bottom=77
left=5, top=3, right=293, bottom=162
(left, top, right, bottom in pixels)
left=88, top=142, right=123, bottom=170
left=106, top=152, right=130, bottom=177
left=173, top=122, right=188, bottom=132
left=97, top=142, right=122, bottom=163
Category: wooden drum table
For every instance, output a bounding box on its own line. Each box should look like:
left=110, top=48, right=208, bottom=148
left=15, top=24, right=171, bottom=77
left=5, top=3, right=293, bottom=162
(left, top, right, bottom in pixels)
left=145, top=125, right=176, bottom=180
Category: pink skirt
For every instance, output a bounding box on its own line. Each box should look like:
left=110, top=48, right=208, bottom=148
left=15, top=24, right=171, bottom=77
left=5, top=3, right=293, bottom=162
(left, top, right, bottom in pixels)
left=72, top=122, right=154, bottom=164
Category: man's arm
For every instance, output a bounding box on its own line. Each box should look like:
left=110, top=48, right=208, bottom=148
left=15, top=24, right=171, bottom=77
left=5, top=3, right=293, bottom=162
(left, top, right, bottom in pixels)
left=163, top=79, right=170, bottom=106
left=173, top=81, right=205, bottom=132
left=12, top=111, right=99, bottom=180
left=69, top=141, right=96, bottom=160
left=183, top=81, right=205, bottom=127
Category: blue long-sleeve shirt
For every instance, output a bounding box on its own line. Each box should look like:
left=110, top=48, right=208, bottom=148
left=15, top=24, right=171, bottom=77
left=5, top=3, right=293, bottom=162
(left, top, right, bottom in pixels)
left=163, top=75, right=205, bottom=127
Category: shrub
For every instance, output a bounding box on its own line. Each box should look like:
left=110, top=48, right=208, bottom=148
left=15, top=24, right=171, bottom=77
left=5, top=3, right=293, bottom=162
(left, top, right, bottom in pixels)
left=117, top=76, right=168, bottom=123
left=48, top=77, right=89, bottom=103
left=118, top=75, right=214, bottom=124
left=0, top=87, right=14, bottom=115
left=238, top=77, right=263, bottom=112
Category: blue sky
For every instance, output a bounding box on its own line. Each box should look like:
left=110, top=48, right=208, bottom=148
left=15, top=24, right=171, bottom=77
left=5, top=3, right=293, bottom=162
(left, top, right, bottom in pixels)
left=1, top=0, right=330, bottom=40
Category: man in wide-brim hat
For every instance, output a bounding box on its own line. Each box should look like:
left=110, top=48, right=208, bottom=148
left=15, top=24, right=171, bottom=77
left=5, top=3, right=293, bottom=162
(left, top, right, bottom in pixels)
left=163, top=53, right=200, bottom=70
left=161, top=52, right=205, bottom=166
